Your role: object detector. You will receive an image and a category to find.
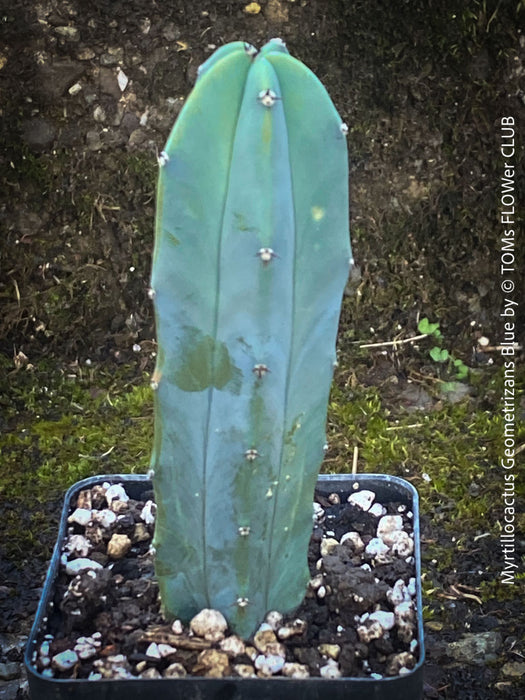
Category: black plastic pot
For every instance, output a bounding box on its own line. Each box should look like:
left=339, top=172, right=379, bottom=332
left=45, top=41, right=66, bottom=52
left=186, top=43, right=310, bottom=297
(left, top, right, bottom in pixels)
left=25, top=473, right=425, bottom=699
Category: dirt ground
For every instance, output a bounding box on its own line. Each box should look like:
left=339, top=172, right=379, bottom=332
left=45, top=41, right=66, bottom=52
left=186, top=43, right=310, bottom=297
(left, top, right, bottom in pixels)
left=0, top=1, right=524, bottom=698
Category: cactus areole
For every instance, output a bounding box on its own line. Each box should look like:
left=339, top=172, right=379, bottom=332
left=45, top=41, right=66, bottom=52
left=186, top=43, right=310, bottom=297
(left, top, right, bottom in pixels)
left=150, top=38, right=353, bottom=638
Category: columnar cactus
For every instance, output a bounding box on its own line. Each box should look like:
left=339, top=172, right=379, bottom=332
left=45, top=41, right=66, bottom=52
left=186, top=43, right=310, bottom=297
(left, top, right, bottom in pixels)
left=149, top=38, right=352, bottom=638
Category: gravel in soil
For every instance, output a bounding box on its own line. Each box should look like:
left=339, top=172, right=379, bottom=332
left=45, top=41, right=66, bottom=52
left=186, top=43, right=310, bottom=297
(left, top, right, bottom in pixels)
left=30, top=481, right=420, bottom=681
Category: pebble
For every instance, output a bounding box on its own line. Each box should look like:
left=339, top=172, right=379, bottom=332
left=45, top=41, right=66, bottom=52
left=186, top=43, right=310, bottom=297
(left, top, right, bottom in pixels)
left=387, top=579, right=411, bottom=605
left=347, top=489, right=375, bottom=511
left=377, top=515, right=403, bottom=541
left=340, top=531, right=365, bottom=552
left=65, top=534, right=91, bottom=557
left=140, top=500, right=156, bottom=524
left=320, top=658, right=342, bottom=678
left=320, top=537, right=339, bottom=557
left=107, top=533, right=132, bottom=559
left=190, top=609, right=228, bottom=643
left=52, top=649, right=78, bottom=671
left=132, top=523, right=150, bottom=543
left=369, top=503, right=386, bottom=517
left=385, top=652, right=415, bottom=676
left=171, top=619, right=183, bottom=635
left=357, top=618, right=385, bottom=643
left=254, top=653, right=285, bottom=675
left=368, top=610, right=395, bottom=631
left=65, top=558, right=103, bottom=576
left=92, top=509, right=117, bottom=527
left=233, top=663, right=256, bottom=678
left=68, top=82, right=82, bottom=96
left=265, top=610, right=283, bottom=631
left=117, top=68, right=129, bottom=91
left=68, top=508, right=92, bottom=526
left=220, top=635, right=245, bottom=657
left=277, top=618, right=307, bottom=639
left=387, top=529, right=414, bottom=557
left=318, top=643, right=341, bottom=659
left=282, top=662, right=310, bottom=678
left=313, top=502, right=325, bottom=522
left=105, top=484, right=129, bottom=504
left=164, top=662, right=187, bottom=678
left=140, top=667, right=162, bottom=679
left=145, top=643, right=161, bottom=659
left=253, top=628, right=285, bottom=657
left=364, top=537, right=391, bottom=562
left=158, top=643, right=177, bottom=658
left=194, top=649, right=230, bottom=677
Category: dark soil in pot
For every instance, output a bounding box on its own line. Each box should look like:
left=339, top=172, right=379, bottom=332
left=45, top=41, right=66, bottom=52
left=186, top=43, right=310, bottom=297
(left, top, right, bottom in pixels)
left=29, top=477, right=421, bottom=683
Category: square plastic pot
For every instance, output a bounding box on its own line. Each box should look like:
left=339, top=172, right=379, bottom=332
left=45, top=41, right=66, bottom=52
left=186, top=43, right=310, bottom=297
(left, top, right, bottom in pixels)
left=25, top=473, right=425, bottom=699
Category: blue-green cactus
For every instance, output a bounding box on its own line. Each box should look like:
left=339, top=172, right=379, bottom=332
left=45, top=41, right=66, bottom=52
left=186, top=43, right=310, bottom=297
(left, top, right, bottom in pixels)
left=150, top=38, right=352, bottom=638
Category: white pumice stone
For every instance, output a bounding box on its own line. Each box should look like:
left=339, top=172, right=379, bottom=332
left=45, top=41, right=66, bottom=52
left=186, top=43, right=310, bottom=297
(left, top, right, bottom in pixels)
left=140, top=500, right=156, bottom=524
left=74, top=640, right=97, bottom=660
left=365, top=537, right=390, bottom=560
left=105, top=484, right=129, bottom=505
left=171, top=619, right=183, bottom=634
left=340, top=531, right=365, bottom=552
left=386, top=652, right=415, bottom=676
left=320, top=658, right=342, bottom=678
left=254, top=653, right=285, bottom=675
left=145, top=642, right=161, bottom=659
left=357, top=619, right=384, bottom=643
left=68, top=508, right=93, bottom=526
left=407, top=577, right=417, bottom=597
left=308, top=573, right=324, bottom=590
left=387, top=579, right=411, bottom=606
left=140, top=667, right=162, bottom=679
left=395, top=601, right=416, bottom=643
left=377, top=515, right=403, bottom=541
left=369, top=503, right=387, bottom=517
left=39, top=641, right=50, bottom=657
left=313, top=502, right=325, bottom=523
left=320, top=537, right=339, bottom=557
left=282, top=662, right=310, bottom=678
left=42, top=668, right=55, bottom=678
left=347, top=489, right=375, bottom=511
left=190, top=609, right=228, bottom=643
left=92, top=509, right=117, bottom=528
left=65, top=558, right=103, bottom=576
left=220, top=635, right=245, bottom=657
left=277, top=618, right=306, bottom=639
left=265, top=610, right=283, bottom=631
left=52, top=649, right=79, bottom=671
left=389, top=530, right=414, bottom=557
left=88, top=672, right=103, bottom=680
left=158, top=643, right=177, bottom=657
left=317, top=585, right=327, bottom=599
left=369, top=610, right=395, bottom=630
left=65, top=534, right=92, bottom=557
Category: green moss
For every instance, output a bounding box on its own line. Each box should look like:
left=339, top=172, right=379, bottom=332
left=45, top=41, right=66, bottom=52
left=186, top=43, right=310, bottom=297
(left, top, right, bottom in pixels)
left=0, top=355, right=154, bottom=561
